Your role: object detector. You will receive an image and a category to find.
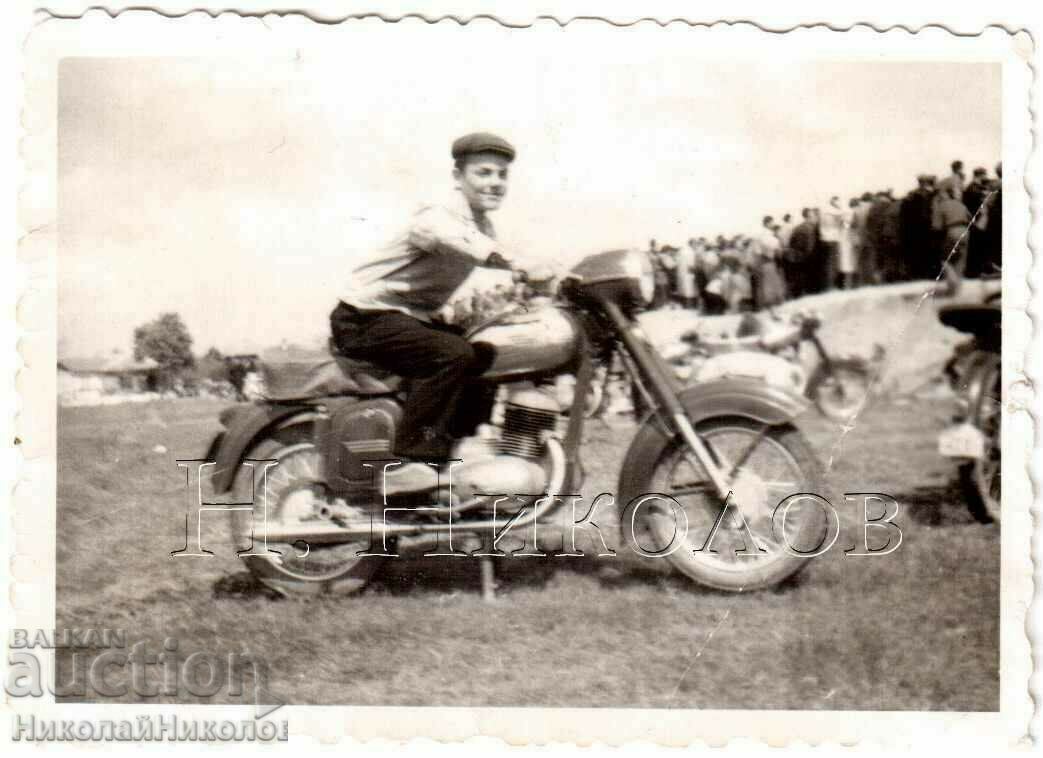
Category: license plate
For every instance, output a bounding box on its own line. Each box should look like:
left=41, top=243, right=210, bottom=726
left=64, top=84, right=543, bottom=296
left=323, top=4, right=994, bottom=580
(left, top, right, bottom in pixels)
left=938, top=423, right=986, bottom=459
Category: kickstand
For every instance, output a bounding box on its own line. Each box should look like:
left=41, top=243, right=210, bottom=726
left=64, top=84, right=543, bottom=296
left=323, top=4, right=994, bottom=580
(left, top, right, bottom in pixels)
left=479, top=553, right=497, bottom=603
left=461, top=535, right=497, bottom=602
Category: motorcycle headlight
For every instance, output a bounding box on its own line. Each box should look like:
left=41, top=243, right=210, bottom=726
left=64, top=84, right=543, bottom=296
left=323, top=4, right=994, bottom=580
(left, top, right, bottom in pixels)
left=622, top=250, right=655, bottom=305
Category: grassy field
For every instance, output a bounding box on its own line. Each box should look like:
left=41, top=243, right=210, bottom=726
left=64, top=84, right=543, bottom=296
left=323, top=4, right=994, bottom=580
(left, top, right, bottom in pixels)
left=56, top=396, right=998, bottom=710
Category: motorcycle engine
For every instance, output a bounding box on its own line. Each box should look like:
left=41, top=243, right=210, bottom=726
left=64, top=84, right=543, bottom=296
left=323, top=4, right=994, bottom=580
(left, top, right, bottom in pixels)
left=496, top=384, right=563, bottom=459
left=447, top=382, right=566, bottom=507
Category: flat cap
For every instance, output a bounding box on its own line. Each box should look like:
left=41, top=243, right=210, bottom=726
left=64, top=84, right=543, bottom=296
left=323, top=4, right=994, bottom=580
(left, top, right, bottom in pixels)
left=451, top=132, right=516, bottom=162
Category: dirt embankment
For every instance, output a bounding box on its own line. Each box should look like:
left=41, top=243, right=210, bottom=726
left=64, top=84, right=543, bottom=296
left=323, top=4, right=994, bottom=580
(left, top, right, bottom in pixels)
left=640, top=280, right=1000, bottom=395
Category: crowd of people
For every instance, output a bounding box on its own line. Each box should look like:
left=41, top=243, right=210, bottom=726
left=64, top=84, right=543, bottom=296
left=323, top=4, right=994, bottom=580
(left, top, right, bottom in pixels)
left=649, top=160, right=1003, bottom=314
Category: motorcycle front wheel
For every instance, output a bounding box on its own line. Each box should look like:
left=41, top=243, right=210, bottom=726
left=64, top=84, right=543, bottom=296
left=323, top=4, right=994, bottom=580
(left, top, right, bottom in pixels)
left=229, top=430, right=382, bottom=596
left=962, top=354, right=1001, bottom=523
left=635, top=417, right=828, bottom=591
left=809, top=361, right=872, bottom=422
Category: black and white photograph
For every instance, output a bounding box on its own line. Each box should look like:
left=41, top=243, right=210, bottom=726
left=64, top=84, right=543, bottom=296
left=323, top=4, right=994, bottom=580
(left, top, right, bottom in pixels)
left=10, top=11, right=1035, bottom=748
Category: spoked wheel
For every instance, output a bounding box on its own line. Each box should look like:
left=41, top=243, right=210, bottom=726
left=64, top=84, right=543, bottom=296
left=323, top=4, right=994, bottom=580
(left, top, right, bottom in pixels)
left=639, top=417, right=827, bottom=591
left=229, top=433, right=382, bottom=596
left=811, top=361, right=872, bottom=422
left=962, top=355, right=1001, bottom=523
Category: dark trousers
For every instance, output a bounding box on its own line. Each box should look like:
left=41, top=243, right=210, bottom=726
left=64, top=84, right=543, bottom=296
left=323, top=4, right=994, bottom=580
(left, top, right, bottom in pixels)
left=817, top=241, right=838, bottom=292
left=780, top=257, right=806, bottom=299
left=330, top=303, right=494, bottom=461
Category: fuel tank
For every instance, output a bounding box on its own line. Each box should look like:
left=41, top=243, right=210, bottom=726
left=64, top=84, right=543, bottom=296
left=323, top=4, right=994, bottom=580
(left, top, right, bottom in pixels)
left=468, top=304, right=581, bottom=380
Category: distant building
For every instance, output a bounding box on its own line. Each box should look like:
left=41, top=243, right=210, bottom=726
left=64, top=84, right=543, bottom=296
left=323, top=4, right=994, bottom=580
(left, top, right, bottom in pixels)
left=57, top=355, right=161, bottom=406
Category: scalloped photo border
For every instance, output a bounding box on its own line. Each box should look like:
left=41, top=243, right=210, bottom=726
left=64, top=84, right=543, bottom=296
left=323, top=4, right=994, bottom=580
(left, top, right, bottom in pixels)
left=12, top=10, right=1037, bottom=748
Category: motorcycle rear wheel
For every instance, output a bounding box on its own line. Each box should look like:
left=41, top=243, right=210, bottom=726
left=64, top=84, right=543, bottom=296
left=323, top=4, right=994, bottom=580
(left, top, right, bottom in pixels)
left=637, top=417, right=827, bottom=592
left=229, top=431, right=382, bottom=596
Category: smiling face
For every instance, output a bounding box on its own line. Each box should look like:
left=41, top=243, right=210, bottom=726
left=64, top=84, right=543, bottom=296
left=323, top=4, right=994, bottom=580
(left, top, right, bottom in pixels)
left=454, top=152, right=511, bottom=214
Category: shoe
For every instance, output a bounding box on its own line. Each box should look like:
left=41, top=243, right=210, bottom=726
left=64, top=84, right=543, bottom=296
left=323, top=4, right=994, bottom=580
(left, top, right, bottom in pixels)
left=380, top=462, right=440, bottom=495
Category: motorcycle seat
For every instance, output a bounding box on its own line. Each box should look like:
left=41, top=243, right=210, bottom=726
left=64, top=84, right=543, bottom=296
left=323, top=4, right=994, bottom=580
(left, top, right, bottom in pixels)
left=260, top=351, right=402, bottom=402
left=938, top=303, right=1001, bottom=337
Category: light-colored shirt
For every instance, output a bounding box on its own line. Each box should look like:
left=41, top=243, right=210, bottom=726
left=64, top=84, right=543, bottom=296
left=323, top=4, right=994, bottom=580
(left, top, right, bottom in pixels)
left=677, top=244, right=697, bottom=271
left=757, top=229, right=781, bottom=258
left=938, top=172, right=965, bottom=200
left=933, top=196, right=971, bottom=231
left=340, top=191, right=506, bottom=321
left=819, top=206, right=845, bottom=242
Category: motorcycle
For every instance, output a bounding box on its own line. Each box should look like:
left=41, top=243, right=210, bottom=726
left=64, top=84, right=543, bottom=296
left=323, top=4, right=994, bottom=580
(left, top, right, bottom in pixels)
left=205, top=249, right=827, bottom=596
left=680, top=312, right=881, bottom=423
left=937, top=294, right=1001, bottom=522
left=586, top=311, right=879, bottom=423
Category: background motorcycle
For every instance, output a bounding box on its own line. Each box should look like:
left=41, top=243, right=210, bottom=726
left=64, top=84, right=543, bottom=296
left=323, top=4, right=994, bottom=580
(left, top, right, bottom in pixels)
left=937, top=294, right=1001, bottom=523
left=205, top=250, right=827, bottom=596
left=681, top=312, right=880, bottom=422
left=587, top=311, right=879, bottom=423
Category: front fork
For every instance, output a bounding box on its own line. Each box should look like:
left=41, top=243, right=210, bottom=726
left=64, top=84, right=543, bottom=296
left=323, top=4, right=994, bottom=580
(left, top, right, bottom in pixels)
left=807, top=334, right=832, bottom=376
left=600, top=301, right=733, bottom=499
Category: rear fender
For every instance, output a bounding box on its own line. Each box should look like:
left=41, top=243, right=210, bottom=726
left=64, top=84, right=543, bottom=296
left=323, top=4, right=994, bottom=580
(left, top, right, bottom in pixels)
left=208, top=403, right=329, bottom=493
left=617, top=377, right=808, bottom=503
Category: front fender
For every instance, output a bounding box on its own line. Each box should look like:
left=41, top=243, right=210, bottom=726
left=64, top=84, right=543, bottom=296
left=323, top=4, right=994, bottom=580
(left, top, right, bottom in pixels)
left=207, top=403, right=324, bottom=493
left=616, top=377, right=809, bottom=503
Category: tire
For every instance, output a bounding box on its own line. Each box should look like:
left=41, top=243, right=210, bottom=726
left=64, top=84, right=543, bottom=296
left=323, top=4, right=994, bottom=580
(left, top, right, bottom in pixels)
left=810, top=361, right=872, bottom=422
left=631, top=417, right=828, bottom=592
left=229, top=429, right=382, bottom=596
left=962, top=355, right=1001, bottom=523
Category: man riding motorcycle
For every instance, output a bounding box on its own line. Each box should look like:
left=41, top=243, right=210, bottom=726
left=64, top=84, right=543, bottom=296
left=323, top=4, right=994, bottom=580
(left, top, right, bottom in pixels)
left=211, top=134, right=829, bottom=596
left=330, top=132, right=520, bottom=494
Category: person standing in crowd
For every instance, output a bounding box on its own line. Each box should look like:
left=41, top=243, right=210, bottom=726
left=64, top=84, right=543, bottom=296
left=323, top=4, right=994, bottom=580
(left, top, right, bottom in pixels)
left=709, top=248, right=753, bottom=313
left=658, top=244, right=679, bottom=303
left=854, top=192, right=877, bottom=284
left=677, top=238, right=699, bottom=308
left=864, top=191, right=893, bottom=283
left=817, top=196, right=845, bottom=291
left=982, top=162, right=1003, bottom=274
left=881, top=190, right=905, bottom=281
left=900, top=174, right=938, bottom=280
left=755, top=221, right=787, bottom=307
left=962, top=167, right=992, bottom=278
left=835, top=197, right=860, bottom=289
left=691, top=237, right=713, bottom=304
left=963, top=167, right=990, bottom=213
left=777, top=213, right=796, bottom=251
left=938, top=160, right=966, bottom=202
left=932, top=182, right=972, bottom=294
left=784, top=208, right=819, bottom=298
left=696, top=241, right=725, bottom=314
left=646, top=239, right=669, bottom=308
left=775, top=212, right=796, bottom=294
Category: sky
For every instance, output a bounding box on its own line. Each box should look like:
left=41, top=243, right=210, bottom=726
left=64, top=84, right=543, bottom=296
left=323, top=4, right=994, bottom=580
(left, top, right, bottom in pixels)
left=57, top=37, right=1001, bottom=358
